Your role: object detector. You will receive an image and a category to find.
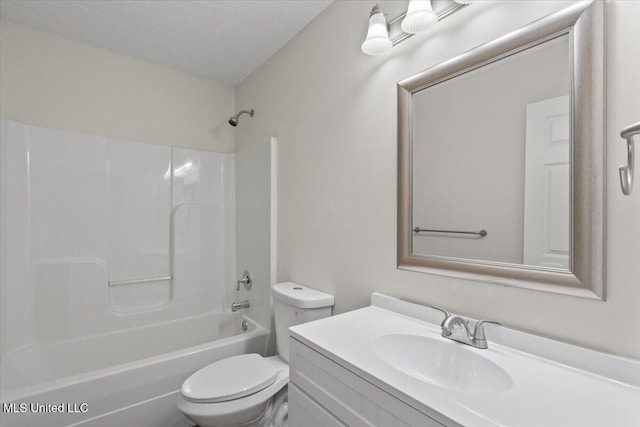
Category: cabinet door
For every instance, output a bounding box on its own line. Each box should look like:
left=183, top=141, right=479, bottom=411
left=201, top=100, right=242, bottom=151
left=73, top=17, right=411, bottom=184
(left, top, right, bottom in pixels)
left=289, top=383, right=347, bottom=427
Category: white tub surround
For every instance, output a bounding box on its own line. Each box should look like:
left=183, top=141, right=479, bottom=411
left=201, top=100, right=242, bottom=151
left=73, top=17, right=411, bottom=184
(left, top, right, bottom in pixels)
left=0, top=118, right=233, bottom=354
left=289, top=293, right=640, bottom=427
left=234, top=138, right=278, bottom=332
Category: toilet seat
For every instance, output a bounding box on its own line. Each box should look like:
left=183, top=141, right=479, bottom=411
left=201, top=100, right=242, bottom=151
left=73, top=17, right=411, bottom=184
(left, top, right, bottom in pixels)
left=177, top=356, right=289, bottom=427
left=181, top=354, right=279, bottom=403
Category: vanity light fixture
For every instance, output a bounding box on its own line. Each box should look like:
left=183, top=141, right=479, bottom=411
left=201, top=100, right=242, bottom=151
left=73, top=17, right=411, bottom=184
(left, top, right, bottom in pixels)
left=361, top=0, right=469, bottom=55
left=361, top=4, right=393, bottom=55
left=401, top=0, right=438, bottom=34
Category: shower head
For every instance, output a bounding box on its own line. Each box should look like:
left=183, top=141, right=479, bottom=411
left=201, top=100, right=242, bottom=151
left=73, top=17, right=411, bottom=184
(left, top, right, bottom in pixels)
left=228, top=109, right=254, bottom=127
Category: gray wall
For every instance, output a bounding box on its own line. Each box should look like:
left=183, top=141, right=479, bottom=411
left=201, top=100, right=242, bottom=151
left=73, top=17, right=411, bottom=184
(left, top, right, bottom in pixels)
left=236, top=0, right=640, bottom=359
left=0, top=20, right=235, bottom=152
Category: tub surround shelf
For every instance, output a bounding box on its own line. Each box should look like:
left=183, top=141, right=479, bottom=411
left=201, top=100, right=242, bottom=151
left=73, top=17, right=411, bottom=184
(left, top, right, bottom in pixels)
left=108, top=275, right=173, bottom=286
left=289, top=293, right=640, bottom=427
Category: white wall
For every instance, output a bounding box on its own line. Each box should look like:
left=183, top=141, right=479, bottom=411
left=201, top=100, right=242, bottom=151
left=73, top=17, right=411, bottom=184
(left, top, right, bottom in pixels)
left=236, top=1, right=640, bottom=359
left=235, top=138, right=277, bottom=332
left=0, top=19, right=235, bottom=152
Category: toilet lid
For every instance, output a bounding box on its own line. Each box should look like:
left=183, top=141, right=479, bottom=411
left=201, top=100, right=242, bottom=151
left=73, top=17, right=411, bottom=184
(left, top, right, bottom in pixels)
left=181, top=354, right=278, bottom=403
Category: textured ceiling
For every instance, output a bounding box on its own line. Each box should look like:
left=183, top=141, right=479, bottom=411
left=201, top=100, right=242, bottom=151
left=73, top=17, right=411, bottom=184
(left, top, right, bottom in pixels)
left=0, top=0, right=333, bottom=86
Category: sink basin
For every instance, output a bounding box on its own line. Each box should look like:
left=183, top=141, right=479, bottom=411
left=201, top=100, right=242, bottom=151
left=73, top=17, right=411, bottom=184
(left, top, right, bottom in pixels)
left=374, top=334, right=512, bottom=393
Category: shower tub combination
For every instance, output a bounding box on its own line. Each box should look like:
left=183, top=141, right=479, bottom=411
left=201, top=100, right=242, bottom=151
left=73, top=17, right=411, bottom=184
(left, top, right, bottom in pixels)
left=0, top=312, right=268, bottom=427
left=0, top=120, right=277, bottom=427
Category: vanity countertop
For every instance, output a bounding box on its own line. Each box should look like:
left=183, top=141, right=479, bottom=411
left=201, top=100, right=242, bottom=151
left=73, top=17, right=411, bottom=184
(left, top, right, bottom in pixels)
left=289, top=293, right=640, bottom=427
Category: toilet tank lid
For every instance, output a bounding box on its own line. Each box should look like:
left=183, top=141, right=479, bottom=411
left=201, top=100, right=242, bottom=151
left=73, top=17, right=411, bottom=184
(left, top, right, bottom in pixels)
left=272, top=282, right=334, bottom=309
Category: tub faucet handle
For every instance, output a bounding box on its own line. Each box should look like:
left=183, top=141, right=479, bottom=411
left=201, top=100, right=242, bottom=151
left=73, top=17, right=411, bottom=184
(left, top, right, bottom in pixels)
left=236, top=270, right=252, bottom=291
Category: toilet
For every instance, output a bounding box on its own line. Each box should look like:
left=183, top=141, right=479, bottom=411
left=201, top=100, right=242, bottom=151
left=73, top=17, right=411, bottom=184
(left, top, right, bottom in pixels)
left=177, top=282, right=334, bottom=427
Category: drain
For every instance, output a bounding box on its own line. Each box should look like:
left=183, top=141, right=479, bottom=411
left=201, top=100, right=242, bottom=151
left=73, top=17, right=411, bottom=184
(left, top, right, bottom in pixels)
left=241, top=319, right=248, bottom=331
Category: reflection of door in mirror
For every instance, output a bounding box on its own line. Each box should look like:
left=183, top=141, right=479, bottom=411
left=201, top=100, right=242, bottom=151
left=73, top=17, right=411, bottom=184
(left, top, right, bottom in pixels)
left=523, top=96, right=570, bottom=269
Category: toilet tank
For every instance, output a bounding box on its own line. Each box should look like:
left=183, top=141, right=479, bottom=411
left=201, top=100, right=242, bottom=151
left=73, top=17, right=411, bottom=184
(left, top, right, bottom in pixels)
left=272, top=282, right=334, bottom=363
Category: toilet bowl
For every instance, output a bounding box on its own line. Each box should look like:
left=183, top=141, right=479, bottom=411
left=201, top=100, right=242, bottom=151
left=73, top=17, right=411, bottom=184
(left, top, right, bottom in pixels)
left=177, top=282, right=334, bottom=427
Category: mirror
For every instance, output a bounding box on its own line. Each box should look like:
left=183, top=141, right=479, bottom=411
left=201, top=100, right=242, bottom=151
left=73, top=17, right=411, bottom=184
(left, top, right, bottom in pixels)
left=412, top=34, right=571, bottom=269
left=397, top=1, right=605, bottom=299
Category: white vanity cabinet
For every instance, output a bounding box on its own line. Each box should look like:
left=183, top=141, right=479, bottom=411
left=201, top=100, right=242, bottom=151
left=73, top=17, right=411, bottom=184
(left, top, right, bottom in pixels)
left=289, top=338, right=448, bottom=427
left=288, top=293, right=640, bottom=427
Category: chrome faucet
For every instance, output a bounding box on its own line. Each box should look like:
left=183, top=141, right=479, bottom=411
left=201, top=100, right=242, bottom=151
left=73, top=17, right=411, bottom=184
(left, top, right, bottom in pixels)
left=231, top=300, right=250, bottom=312
left=236, top=270, right=252, bottom=291
left=430, top=305, right=500, bottom=349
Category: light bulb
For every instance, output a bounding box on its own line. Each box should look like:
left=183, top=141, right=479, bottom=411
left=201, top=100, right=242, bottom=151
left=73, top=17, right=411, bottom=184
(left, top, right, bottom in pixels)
left=361, top=4, right=392, bottom=56
left=401, top=0, right=438, bottom=34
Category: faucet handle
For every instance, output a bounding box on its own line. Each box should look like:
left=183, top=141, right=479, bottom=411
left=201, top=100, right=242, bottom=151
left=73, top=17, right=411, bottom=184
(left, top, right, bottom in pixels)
left=236, top=270, right=252, bottom=291
left=429, top=305, right=450, bottom=322
left=473, top=320, right=501, bottom=341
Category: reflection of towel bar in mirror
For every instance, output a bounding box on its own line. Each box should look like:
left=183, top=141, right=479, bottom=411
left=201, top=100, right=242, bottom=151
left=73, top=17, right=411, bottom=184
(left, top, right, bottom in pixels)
left=619, top=121, right=639, bottom=196
left=109, top=275, right=173, bottom=287
left=413, top=227, right=487, bottom=237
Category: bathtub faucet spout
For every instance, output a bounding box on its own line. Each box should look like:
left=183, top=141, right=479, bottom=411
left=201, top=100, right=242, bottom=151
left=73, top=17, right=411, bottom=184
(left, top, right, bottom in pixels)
left=231, top=300, right=250, bottom=312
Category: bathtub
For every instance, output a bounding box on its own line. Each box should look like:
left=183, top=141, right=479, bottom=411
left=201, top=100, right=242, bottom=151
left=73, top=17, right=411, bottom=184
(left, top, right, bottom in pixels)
left=0, top=312, right=269, bottom=427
